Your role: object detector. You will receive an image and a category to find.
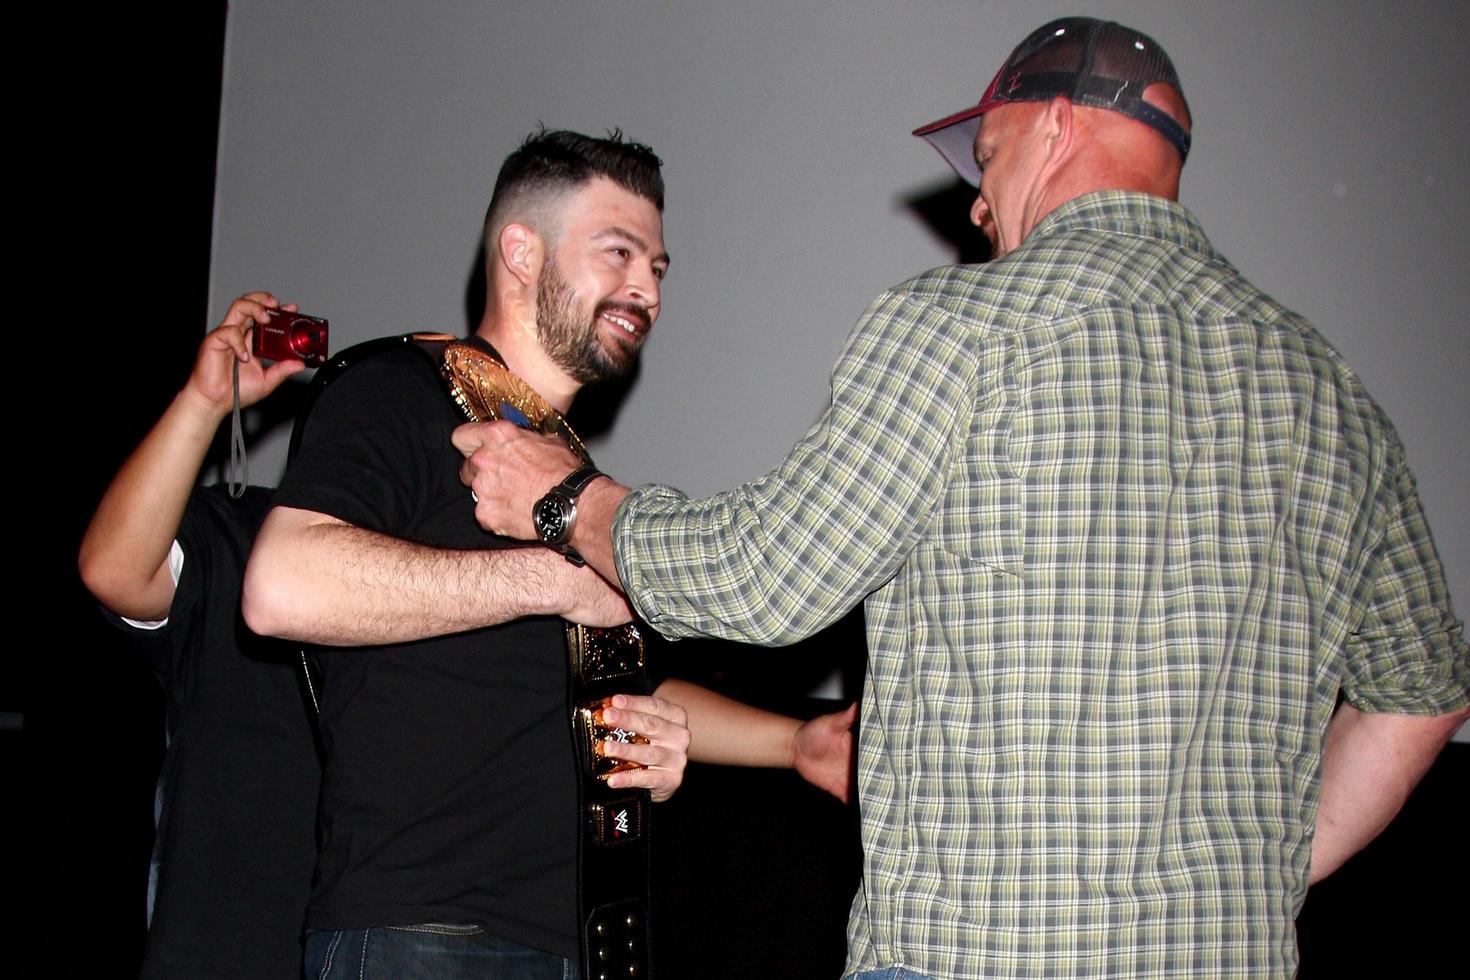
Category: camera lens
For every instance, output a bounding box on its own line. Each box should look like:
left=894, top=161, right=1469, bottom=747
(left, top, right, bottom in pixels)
left=287, top=319, right=326, bottom=361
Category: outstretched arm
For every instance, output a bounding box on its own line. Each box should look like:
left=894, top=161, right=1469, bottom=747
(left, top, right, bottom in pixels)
left=457, top=288, right=980, bottom=646
left=78, top=292, right=305, bottom=621
left=652, top=679, right=856, bottom=802
left=1309, top=701, right=1468, bottom=883
left=242, top=505, right=635, bottom=644
left=594, top=682, right=855, bottom=804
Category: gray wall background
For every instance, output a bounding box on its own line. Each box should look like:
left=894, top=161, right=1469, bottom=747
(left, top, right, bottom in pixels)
left=211, top=1, right=1468, bottom=734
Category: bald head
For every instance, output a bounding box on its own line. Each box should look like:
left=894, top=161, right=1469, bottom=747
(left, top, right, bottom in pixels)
left=968, top=86, right=1189, bottom=258
left=1056, top=83, right=1189, bottom=198
left=915, top=17, right=1194, bottom=255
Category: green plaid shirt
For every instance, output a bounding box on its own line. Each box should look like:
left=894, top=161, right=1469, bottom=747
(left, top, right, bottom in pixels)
left=615, top=191, right=1469, bottom=978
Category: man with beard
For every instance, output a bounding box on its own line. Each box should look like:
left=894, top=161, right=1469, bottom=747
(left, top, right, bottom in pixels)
left=245, top=130, right=852, bottom=977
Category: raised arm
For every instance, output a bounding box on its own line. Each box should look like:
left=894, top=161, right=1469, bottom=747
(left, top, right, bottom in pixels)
left=241, top=505, right=634, bottom=644
left=78, top=292, right=305, bottom=621
left=456, top=287, right=979, bottom=645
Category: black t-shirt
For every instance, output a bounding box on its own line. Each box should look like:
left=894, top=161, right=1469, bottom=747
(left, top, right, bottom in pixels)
left=111, top=484, right=320, bottom=980
left=273, top=343, right=577, bottom=958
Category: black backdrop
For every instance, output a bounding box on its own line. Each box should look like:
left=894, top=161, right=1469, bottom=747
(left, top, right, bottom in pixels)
left=33, top=4, right=230, bottom=975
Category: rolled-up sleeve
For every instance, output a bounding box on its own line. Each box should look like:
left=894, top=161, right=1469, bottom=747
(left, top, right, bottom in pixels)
left=1342, top=429, right=1470, bottom=714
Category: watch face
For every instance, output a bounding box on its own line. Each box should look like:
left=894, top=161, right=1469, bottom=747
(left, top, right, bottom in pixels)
left=535, top=494, right=571, bottom=545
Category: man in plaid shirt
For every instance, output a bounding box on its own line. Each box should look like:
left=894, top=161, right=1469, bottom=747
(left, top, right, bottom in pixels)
left=456, top=18, right=1470, bottom=979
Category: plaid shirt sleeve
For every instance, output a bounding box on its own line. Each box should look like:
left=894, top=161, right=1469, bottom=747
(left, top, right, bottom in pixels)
left=1342, top=421, right=1470, bottom=713
left=614, top=287, right=979, bottom=644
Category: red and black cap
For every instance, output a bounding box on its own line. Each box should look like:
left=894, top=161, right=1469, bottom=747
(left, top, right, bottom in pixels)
left=914, top=17, right=1191, bottom=186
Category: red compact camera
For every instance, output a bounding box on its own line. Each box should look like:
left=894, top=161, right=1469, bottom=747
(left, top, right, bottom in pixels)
left=252, top=308, right=329, bottom=366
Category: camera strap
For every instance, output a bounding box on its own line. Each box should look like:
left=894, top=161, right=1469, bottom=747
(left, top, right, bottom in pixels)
left=227, top=359, right=247, bottom=499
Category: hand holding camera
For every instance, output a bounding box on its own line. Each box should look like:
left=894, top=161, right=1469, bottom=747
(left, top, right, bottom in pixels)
left=251, top=306, right=329, bottom=367
left=184, top=292, right=326, bottom=419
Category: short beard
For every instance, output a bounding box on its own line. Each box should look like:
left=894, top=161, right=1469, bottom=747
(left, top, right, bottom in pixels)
left=535, top=258, right=636, bottom=385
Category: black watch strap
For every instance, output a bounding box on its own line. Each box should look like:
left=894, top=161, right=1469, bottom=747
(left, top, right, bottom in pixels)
left=559, top=464, right=604, bottom=499
left=536, top=464, right=605, bottom=565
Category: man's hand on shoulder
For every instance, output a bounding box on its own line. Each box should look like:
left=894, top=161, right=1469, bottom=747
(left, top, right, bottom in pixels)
left=454, top=420, right=584, bottom=541
left=453, top=420, right=632, bottom=583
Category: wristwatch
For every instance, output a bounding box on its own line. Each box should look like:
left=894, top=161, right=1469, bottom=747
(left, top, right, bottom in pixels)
left=533, top=464, right=604, bottom=566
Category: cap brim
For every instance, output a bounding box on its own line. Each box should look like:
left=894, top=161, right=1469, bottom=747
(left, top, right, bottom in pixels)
left=913, top=99, right=1001, bottom=187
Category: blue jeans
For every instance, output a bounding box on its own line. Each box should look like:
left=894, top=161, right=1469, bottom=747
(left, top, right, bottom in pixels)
left=849, top=970, right=937, bottom=980
left=305, top=924, right=574, bottom=979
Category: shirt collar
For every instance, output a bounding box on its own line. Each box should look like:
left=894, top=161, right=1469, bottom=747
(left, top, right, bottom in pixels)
left=1026, top=190, right=1216, bottom=258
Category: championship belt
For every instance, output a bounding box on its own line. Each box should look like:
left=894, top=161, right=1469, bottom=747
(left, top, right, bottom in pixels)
left=437, top=337, right=653, bottom=980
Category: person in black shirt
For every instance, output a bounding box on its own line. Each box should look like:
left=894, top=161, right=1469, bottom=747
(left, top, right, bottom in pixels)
left=243, top=131, right=854, bottom=977
left=79, top=293, right=317, bottom=979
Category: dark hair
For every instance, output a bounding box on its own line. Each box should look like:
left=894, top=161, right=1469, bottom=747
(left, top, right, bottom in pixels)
left=485, top=128, right=664, bottom=234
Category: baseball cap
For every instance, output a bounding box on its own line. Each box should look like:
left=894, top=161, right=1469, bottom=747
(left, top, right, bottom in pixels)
left=913, top=17, right=1191, bottom=185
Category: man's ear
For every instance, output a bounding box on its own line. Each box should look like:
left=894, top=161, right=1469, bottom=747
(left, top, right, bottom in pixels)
left=969, top=191, right=989, bottom=229
left=1041, top=95, right=1074, bottom=163
left=497, top=222, right=541, bottom=287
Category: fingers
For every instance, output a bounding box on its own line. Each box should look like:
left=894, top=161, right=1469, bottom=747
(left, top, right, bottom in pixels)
left=452, top=421, right=582, bottom=476
left=601, top=693, right=690, bottom=738
left=599, top=693, right=690, bottom=802
left=792, top=701, right=858, bottom=804
left=206, top=321, right=253, bottom=363
left=460, top=448, right=497, bottom=500
left=230, top=291, right=279, bottom=319
left=460, top=450, right=508, bottom=535
left=453, top=423, right=546, bottom=538
left=218, top=291, right=297, bottom=343
left=212, top=292, right=287, bottom=364
left=824, top=701, right=859, bottom=733
left=452, top=421, right=591, bottom=540
left=607, top=764, right=683, bottom=803
left=260, top=357, right=309, bottom=389
left=796, top=702, right=857, bottom=746
left=222, top=292, right=281, bottom=330
left=454, top=427, right=511, bottom=531
left=451, top=420, right=500, bottom=458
